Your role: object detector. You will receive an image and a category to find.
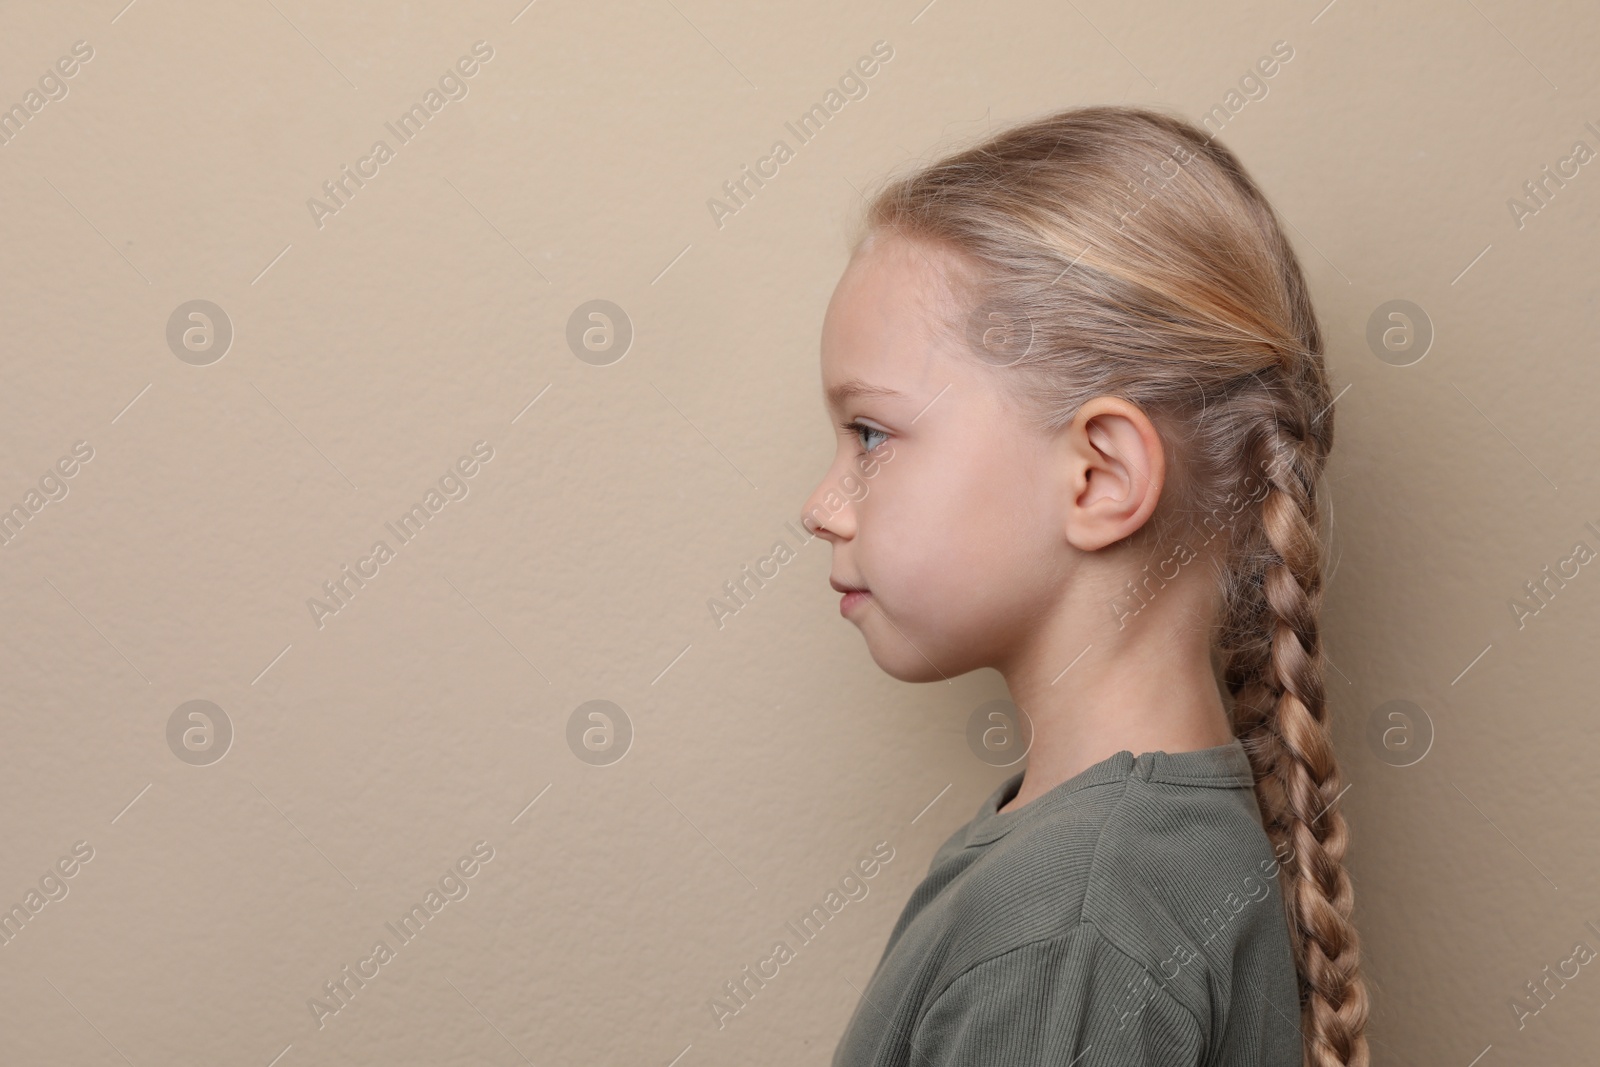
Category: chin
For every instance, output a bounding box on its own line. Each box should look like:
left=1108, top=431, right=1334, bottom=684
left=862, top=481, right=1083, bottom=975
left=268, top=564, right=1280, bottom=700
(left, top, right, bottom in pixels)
left=870, top=654, right=948, bottom=684
left=862, top=630, right=979, bottom=684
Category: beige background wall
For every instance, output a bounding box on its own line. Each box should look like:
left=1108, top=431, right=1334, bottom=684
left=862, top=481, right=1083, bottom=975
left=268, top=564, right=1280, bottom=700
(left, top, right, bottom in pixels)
left=2, top=0, right=1597, bottom=1064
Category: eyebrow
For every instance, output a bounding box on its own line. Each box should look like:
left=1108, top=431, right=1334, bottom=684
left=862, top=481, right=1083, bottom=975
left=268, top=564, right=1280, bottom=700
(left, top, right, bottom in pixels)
left=825, top=378, right=907, bottom=410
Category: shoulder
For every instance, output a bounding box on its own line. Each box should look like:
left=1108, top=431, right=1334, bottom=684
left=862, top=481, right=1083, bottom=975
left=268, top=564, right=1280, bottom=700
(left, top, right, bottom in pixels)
left=912, top=919, right=1206, bottom=1063
left=935, top=776, right=1131, bottom=967
left=1077, top=766, right=1299, bottom=1041
left=1080, top=766, right=1287, bottom=955
left=904, top=752, right=1302, bottom=1062
left=940, top=764, right=1287, bottom=993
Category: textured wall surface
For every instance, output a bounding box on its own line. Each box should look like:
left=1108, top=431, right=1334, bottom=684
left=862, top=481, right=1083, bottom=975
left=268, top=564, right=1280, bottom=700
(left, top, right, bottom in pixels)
left=2, top=1, right=1597, bottom=1065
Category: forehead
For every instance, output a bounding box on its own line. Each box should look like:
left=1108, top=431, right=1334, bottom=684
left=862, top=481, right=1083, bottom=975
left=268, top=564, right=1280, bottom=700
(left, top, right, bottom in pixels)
left=820, top=232, right=972, bottom=405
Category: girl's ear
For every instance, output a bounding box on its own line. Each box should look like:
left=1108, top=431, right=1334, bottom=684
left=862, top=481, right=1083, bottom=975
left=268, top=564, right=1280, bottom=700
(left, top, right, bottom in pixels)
left=1058, top=396, right=1165, bottom=552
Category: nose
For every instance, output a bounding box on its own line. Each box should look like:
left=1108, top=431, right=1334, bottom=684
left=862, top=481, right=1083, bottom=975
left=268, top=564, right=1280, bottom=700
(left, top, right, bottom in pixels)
left=800, top=459, right=856, bottom=542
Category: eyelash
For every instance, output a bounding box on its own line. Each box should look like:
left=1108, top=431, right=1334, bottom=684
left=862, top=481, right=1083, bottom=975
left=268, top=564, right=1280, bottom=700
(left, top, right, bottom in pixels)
left=840, top=419, right=889, bottom=453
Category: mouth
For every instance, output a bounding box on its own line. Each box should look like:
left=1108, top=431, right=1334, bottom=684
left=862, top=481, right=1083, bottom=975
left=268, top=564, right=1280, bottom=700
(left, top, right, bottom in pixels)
left=829, top=578, right=871, bottom=617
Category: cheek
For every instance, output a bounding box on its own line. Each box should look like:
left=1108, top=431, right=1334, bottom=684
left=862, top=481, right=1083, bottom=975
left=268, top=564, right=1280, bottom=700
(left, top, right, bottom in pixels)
left=869, top=453, right=1047, bottom=600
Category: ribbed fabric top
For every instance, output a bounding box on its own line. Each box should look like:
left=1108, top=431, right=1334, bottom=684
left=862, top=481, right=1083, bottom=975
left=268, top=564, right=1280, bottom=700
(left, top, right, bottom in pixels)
left=831, top=739, right=1304, bottom=1066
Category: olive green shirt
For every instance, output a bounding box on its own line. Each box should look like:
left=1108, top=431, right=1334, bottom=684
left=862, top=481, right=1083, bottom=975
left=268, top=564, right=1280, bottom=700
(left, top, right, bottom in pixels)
left=831, top=740, right=1303, bottom=1066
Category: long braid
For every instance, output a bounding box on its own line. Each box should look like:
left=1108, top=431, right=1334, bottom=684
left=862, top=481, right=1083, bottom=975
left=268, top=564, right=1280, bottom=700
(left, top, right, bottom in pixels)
left=1229, top=421, right=1370, bottom=1067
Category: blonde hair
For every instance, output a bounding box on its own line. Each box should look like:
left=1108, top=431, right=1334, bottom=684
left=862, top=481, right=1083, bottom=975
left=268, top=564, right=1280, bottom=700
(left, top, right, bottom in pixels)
left=852, top=105, right=1369, bottom=1066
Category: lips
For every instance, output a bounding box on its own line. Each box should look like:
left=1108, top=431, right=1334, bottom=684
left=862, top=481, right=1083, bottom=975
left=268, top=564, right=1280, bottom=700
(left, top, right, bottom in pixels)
left=830, top=578, right=871, bottom=618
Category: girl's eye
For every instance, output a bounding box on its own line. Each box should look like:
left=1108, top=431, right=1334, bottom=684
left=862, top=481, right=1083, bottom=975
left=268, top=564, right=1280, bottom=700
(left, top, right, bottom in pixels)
left=842, top=419, right=889, bottom=453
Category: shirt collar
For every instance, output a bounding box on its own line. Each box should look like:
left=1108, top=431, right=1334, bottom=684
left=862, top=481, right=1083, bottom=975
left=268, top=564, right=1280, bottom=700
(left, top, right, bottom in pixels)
left=961, top=738, right=1254, bottom=847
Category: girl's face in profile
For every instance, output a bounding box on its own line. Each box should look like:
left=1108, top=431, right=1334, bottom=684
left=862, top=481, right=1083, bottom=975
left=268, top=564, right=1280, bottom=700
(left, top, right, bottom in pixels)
left=802, top=232, right=1072, bottom=682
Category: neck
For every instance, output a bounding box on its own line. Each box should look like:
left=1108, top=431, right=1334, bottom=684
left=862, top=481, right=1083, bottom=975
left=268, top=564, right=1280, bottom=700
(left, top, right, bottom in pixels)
left=993, top=568, right=1235, bottom=814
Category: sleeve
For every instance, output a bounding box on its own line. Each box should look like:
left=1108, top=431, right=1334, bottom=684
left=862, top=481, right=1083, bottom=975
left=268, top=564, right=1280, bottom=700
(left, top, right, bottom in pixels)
left=908, top=923, right=1205, bottom=1067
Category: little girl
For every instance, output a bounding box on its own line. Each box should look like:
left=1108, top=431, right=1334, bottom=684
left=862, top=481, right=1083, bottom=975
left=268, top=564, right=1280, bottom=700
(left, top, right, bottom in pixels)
left=802, top=106, right=1369, bottom=1066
